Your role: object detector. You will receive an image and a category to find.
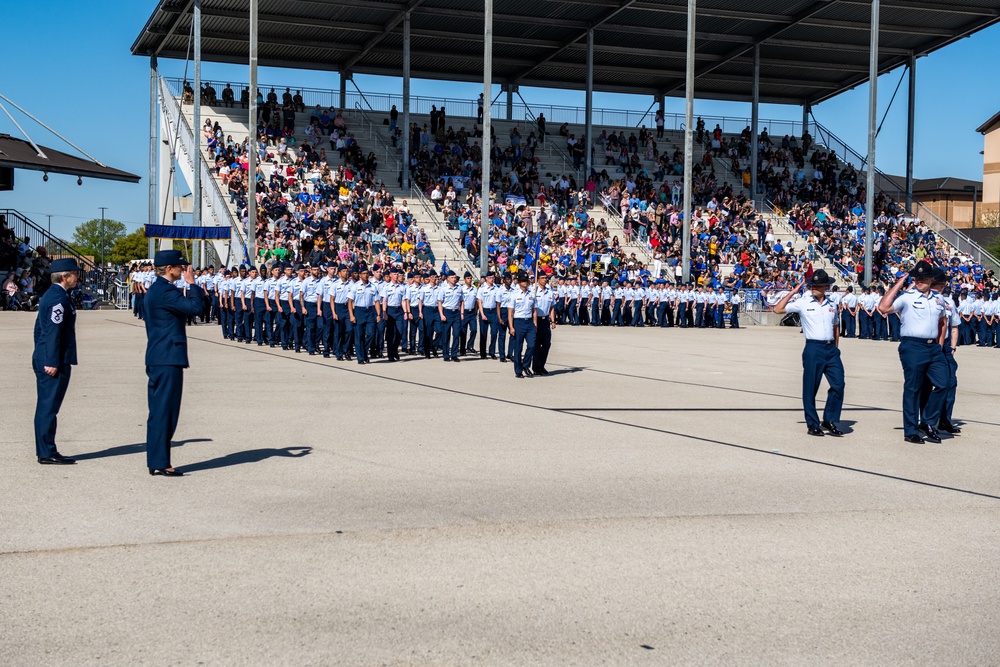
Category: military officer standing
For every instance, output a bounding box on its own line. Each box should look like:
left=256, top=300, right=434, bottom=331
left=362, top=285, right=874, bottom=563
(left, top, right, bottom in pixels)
left=383, top=266, right=407, bottom=361
left=507, top=270, right=537, bottom=378
left=143, top=250, right=205, bottom=476
left=532, top=273, right=556, bottom=375
left=438, top=270, right=464, bottom=362
left=773, top=269, right=845, bottom=437
left=32, top=257, right=81, bottom=465
left=459, top=271, right=478, bottom=356
left=349, top=267, right=381, bottom=364
left=478, top=272, right=500, bottom=359
left=878, top=260, right=949, bottom=444
left=302, top=265, right=322, bottom=355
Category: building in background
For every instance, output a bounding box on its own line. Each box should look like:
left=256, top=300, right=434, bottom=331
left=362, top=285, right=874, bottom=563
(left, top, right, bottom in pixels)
left=977, top=111, right=1000, bottom=228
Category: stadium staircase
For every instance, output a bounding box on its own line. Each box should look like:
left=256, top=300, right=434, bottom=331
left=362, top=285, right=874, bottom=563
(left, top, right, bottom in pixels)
left=160, top=77, right=249, bottom=267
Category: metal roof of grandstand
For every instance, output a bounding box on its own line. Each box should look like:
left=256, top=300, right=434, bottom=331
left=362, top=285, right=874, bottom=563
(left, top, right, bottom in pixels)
left=132, top=0, right=1000, bottom=107
left=0, top=135, right=141, bottom=183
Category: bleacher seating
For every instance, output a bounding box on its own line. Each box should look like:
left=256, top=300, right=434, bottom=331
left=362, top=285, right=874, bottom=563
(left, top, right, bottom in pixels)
left=177, top=81, right=998, bottom=293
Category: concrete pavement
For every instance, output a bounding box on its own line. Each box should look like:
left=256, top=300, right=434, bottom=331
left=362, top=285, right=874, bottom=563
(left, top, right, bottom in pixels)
left=1, top=311, right=998, bottom=665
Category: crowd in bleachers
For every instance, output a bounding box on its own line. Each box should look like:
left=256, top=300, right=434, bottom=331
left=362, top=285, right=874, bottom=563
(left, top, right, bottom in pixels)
left=1, top=215, right=52, bottom=310
left=191, top=83, right=448, bottom=274
left=187, top=81, right=995, bottom=294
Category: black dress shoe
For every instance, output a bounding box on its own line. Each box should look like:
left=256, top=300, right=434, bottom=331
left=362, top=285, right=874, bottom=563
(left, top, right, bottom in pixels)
left=918, top=422, right=933, bottom=436
left=38, top=455, right=76, bottom=465
left=523, top=369, right=534, bottom=377
left=924, top=428, right=942, bottom=444
left=904, top=434, right=925, bottom=444
left=451, top=358, right=460, bottom=363
left=149, top=468, right=184, bottom=476
left=807, top=426, right=825, bottom=437
left=821, top=420, right=843, bottom=436
left=938, top=421, right=961, bottom=434
left=500, top=357, right=508, bottom=363
left=515, top=373, right=524, bottom=379
left=536, top=368, right=549, bottom=376
left=489, top=354, right=498, bottom=360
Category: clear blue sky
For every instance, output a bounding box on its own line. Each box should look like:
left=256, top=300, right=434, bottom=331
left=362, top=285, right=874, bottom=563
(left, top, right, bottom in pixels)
left=2, top=1, right=998, bottom=241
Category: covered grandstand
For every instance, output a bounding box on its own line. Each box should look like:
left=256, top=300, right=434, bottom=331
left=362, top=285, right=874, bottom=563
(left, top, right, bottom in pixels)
left=130, top=0, right=1000, bottom=285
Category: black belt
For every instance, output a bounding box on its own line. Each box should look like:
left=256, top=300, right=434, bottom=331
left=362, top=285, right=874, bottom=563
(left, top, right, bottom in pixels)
left=805, top=339, right=834, bottom=345
left=901, top=336, right=936, bottom=344
left=444, top=308, right=460, bottom=313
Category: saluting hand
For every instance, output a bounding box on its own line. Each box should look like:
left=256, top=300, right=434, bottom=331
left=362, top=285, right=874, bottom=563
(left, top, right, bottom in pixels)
left=184, top=265, right=196, bottom=285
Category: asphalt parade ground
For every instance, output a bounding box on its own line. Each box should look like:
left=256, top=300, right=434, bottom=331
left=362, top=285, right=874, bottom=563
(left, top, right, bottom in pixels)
left=2, top=310, right=999, bottom=666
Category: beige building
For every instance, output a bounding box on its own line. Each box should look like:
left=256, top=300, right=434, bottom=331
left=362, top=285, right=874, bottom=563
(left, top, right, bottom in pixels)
left=977, top=111, right=1000, bottom=225
left=913, top=178, right=982, bottom=229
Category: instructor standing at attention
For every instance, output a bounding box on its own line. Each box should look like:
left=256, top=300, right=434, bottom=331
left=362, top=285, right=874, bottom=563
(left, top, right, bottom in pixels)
left=773, top=269, right=845, bottom=437
left=32, top=258, right=82, bottom=465
left=144, top=249, right=205, bottom=476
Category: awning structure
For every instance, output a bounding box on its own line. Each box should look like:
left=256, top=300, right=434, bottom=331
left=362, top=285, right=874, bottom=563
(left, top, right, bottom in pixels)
left=0, top=134, right=141, bottom=184
left=131, top=0, right=1000, bottom=106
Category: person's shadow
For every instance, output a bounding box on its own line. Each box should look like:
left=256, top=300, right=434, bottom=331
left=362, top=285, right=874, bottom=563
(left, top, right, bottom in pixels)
left=74, top=438, right=212, bottom=461
left=176, top=446, right=312, bottom=474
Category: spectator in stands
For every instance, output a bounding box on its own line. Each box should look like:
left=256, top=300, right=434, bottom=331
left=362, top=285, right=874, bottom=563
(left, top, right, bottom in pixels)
left=221, top=84, right=235, bottom=107
left=240, top=87, right=250, bottom=108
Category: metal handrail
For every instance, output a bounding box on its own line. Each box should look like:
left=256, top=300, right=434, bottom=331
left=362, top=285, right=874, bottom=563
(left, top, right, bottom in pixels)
left=352, top=101, right=402, bottom=175
left=162, top=77, right=805, bottom=137
left=810, top=119, right=1000, bottom=273
left=410, top=185, right=475, bottom=275
left=0, top=208, right=99, bottom=277
left=159, top=77, right=248, bottom=257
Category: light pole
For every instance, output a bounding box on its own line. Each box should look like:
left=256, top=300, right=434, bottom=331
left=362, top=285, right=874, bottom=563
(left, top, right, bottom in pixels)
left=99, top=206, right=108, bottom=268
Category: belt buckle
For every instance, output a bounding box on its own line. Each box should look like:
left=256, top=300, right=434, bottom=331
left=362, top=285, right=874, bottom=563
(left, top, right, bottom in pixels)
left=926, top=338, right=934, bottom=344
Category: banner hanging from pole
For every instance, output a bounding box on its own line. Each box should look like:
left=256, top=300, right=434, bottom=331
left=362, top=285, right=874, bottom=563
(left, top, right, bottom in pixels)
left=144, top=224, right=231, bottom=240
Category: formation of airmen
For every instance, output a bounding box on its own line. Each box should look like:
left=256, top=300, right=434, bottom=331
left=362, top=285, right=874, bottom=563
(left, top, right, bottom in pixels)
left=129, top=262, right=567, bottom=378
left=128, top=263, right=746, bottom=376
left=826, top=284, right=999, bottom=347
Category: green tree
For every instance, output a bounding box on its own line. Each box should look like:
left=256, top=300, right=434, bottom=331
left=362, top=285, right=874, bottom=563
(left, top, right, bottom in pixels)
left=109, top=228, right=150, bottom=265
left=71, top=218, right=127, bottom=264
left=986, top=233, right=1000, bottom=261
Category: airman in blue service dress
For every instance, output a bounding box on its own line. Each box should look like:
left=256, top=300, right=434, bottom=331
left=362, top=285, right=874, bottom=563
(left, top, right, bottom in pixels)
left=878, top=260, right=949, bottom=444
left=531, top=273, right=556, bottom=375
left=32, top=257, right=81, bottom=465
left=773, top=269, right=845, bottom=437
left=144, top=250, right=206, bottom=476
left=507, top=271, right=537, bottom=378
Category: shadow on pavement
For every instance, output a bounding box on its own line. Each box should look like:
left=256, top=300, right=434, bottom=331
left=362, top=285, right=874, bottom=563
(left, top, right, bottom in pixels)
left=74, top=438, right=213, bottom=461
left=176, top=446, right=312, bottom=473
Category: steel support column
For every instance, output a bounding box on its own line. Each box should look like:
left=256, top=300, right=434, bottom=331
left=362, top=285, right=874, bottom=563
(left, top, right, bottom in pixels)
left=149, top=55, right=158, bottom=258
left=681, top=0, right=695, bottom=284
left=480, top=0, right=493, bottom=277
left=192, top=0, right=202, bottom=265
left=750, top=43, right=759, bottom=207
left=802, top=102, right=810, bottom=138
left=864, top=0, right=879, bottom=285
left=505, top=85, right=513, bottom=121
left=905, top=52, right=916, bottom=214
left=402, top=11, right=411, bottom=190
left=339, top=74, right=348, bottom=110
left=585, top=28, right=594, bottom=181
left=247, top=0, right=258, bottom=264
